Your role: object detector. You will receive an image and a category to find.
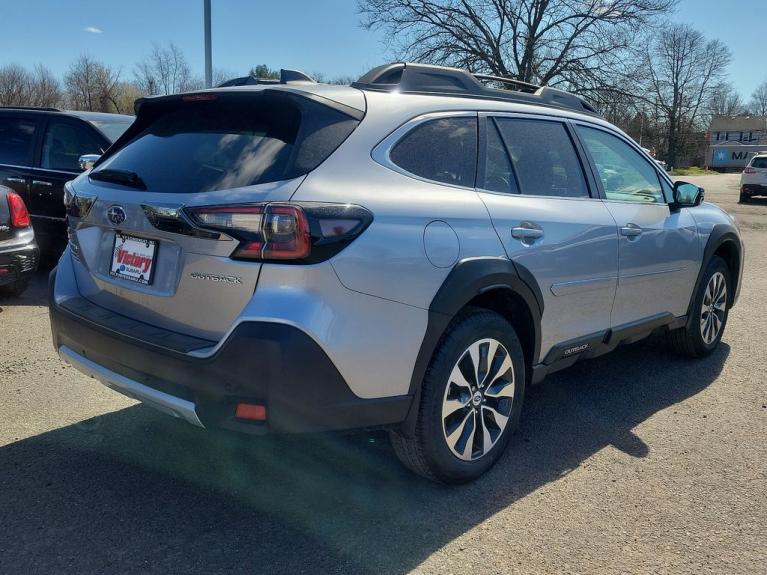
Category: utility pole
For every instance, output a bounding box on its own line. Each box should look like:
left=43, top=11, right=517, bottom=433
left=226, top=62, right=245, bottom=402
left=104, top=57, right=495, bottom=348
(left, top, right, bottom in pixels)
left=204, top=0, right=212, bottom=88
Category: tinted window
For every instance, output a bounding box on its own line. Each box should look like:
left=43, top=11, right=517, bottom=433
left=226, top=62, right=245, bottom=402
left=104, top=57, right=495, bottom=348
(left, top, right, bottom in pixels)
left=390, top=117, right=477, bottom=187
left=482, top=120, right=518, bottom=194
left=494, top=118, right=589, bottom=198
left=93, top=95, right=359, bottom=193
left=89, top=120, right=132, bottom=142
left=0, top=116, right=37, bottom=165
left=577, top=126, right=664, bottom=203
left=42, top=120, right=105, bottom=171
left=752, top=157, right=767, bottom=169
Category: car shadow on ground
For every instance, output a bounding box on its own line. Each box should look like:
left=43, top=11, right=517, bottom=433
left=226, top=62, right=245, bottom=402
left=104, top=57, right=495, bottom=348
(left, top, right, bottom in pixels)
left=0, top=263, right=52, bottom=309
left=0, top=336, right=729, bottom=574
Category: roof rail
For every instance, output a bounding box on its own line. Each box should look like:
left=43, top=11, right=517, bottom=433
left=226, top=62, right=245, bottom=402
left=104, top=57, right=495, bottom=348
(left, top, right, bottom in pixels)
left=352, top=63, right=598, bottom=116
left=217, top=68, right=316, bottom=88
left=0, top=106, right=61, bottom=112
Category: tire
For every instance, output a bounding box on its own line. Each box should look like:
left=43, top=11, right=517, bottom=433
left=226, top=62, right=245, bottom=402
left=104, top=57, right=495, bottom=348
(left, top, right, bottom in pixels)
left=390, top=309, right=525, bottom=484
left=669, top=256, right=730, bottom=358
left=0, top=278, right=30, bottom=298
left=739, top=193, right=750, bottom=204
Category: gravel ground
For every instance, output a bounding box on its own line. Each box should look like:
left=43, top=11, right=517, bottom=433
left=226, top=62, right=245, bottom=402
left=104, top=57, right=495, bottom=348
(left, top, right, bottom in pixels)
left=0, top=173, right=764, bottom=574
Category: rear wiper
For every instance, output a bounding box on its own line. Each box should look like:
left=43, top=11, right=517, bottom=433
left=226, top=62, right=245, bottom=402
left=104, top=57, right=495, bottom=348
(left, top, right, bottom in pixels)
left=89, top=169, right=146, bottom=190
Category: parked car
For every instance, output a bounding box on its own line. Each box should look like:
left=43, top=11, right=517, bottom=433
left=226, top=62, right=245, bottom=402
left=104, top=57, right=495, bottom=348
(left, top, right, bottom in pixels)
left=0, top=107, right=133, bottom=257
left=49, top=63, right=744, bottom=483
left=740, top=153, right=767, bottom=203
left=0, top=185, right=38, bottom=296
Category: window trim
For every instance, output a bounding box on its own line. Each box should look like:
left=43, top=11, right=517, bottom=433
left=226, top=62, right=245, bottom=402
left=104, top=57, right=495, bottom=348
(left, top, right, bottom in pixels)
left=477, top=112, right=598, bottom=201
left=372, top=111, right=479, bottom=190
left=571, top=120, right=674, bottom=205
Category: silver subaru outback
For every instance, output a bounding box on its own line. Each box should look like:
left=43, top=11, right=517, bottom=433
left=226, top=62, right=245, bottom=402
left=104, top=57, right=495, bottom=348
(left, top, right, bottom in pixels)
left=50, top=63, right=744, bottom=483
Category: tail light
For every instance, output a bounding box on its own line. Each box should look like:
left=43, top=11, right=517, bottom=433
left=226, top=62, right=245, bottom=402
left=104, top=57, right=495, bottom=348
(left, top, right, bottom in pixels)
left=744, top=167, right=756, bottom=174
left=7, top=191, right=31, bottom=228
left=187, top=203, right=373, bottom=263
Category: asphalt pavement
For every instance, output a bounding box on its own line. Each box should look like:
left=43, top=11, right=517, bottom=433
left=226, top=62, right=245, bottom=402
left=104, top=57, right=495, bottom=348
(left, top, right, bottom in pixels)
left=0, top=174, right=764, bottom=574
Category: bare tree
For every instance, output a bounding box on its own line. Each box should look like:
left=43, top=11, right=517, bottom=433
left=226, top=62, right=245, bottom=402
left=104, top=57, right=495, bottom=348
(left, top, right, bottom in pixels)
left=134, top=43, right=193, bottom=95
left=708, top=82, right=745, bottom=118
left=750, top=80, right=767, bottom=116
left=358, top=0, right=674, bottom=88
left=64, top=55, right=123, bottom=112
left=643, top=23, right=730, bottom=168
left=27, top=65, right=62, bottom=108
left=0, top=64, right=30, bottom=106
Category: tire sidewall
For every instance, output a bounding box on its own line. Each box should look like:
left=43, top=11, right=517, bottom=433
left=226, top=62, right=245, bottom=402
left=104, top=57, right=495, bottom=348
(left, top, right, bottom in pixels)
left=419, top=311, right=525, bottom=483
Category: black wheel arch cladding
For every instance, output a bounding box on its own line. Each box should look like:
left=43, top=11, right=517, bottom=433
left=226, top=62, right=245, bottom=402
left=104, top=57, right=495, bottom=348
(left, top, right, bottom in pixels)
left=408, top=257, right=543, bottom=399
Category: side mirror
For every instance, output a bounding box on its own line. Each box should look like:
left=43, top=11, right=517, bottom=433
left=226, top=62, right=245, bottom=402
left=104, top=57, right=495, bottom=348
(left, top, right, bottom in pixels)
left=672, top=181, right=704, bottom=209
left=78, top=154, right=101, bottom=172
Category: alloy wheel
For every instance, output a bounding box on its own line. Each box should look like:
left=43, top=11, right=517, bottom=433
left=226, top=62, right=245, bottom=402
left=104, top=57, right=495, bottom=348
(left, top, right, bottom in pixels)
left=700, top=271, right=727, bottom=345
left=441, top=338, right=514, bottom=461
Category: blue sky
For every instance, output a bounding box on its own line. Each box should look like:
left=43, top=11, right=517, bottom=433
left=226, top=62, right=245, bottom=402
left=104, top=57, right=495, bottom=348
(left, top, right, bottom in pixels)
left=1, top=0, right=764, bottom=97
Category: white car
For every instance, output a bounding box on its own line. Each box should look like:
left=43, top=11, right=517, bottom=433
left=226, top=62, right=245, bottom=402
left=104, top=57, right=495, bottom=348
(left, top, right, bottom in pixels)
left=740, top=153, right=767, bottom=203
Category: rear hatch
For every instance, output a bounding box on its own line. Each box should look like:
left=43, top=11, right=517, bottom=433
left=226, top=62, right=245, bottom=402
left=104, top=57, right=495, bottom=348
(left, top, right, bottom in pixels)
left=66, top=89, right=362, bottom=340
left=746, top=156, right=767, bottom=183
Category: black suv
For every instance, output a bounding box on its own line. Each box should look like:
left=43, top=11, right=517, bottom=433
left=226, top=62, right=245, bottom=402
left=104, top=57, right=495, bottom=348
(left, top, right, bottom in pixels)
left=0, top=107, right=133, bottom=256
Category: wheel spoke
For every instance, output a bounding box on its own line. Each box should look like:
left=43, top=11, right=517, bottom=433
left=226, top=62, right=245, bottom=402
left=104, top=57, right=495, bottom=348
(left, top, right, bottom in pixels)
left=459, top=412, right=477, bottom=459
left=483, top=404, right=509, bottom=429
left=483, top=345, right=508, bottom=389
left=479, top=411, right=492, bottom=456
left=446, top=409, right=473, bottom=449
left=448, top=364, right=473, bottom=393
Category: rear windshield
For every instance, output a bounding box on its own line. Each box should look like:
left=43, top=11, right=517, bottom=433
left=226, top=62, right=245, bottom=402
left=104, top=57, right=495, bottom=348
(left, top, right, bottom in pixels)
left=92, top=94, right=359, bottom=193
left=752, top=157, right=767, bottom=169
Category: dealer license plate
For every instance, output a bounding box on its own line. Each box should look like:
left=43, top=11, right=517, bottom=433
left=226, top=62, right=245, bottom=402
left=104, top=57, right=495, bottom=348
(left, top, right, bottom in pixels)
left=109, top=233, right=158, bottom=285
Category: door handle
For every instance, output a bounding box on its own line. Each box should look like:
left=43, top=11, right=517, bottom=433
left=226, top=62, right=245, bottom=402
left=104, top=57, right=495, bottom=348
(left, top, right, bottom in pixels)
left=32, top=180, right=53, bottom=187
left=3, top=177, right=25, bottom=184
left=511, top=223, right=544, bottom=242
left=620, top=223, right=642, bottom=237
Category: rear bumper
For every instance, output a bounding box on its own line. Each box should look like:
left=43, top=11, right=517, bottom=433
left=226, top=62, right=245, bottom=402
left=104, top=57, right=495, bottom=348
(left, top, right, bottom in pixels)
left=49, top=269, right=413, bottom=434
left=741, top=184, right=767, bottom=195
left=0, top=241, right=39, bottom=287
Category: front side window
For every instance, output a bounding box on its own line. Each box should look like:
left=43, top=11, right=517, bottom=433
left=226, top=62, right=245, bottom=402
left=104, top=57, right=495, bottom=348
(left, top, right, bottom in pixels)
left=390, top=116, right=477, bottom=187
left=576, top=125, right=664, bottom=204
left=42, top=120, right=105, bottom=171
left=493, top=118, right=589, bottom=198
left=0, top=117, right=37, bottom=165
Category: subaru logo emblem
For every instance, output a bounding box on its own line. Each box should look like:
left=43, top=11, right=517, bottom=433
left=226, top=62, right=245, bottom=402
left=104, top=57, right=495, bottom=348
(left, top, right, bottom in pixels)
left=107, top=205, right=126, bottom=225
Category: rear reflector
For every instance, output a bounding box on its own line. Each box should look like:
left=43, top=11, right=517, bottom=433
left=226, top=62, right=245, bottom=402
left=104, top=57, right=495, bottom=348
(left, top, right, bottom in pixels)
left=7, top=191, right=31, bottom=228
left=235, top=403, right=267, bottom=421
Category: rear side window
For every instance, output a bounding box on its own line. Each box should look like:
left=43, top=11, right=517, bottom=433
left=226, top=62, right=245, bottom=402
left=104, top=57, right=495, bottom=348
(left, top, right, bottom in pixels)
left=42, top=120, right=105, bottom=171
left=390, top=117, right=477, bottom=187
left=482, top=120, right=518, bottom=194
left=752, top=157, right=767, bottom=169
left=93, top=94, right=359, bottom=193
left=493, top=118, right=589, bottom=198
left=0, top=116, right=37, bottom=165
